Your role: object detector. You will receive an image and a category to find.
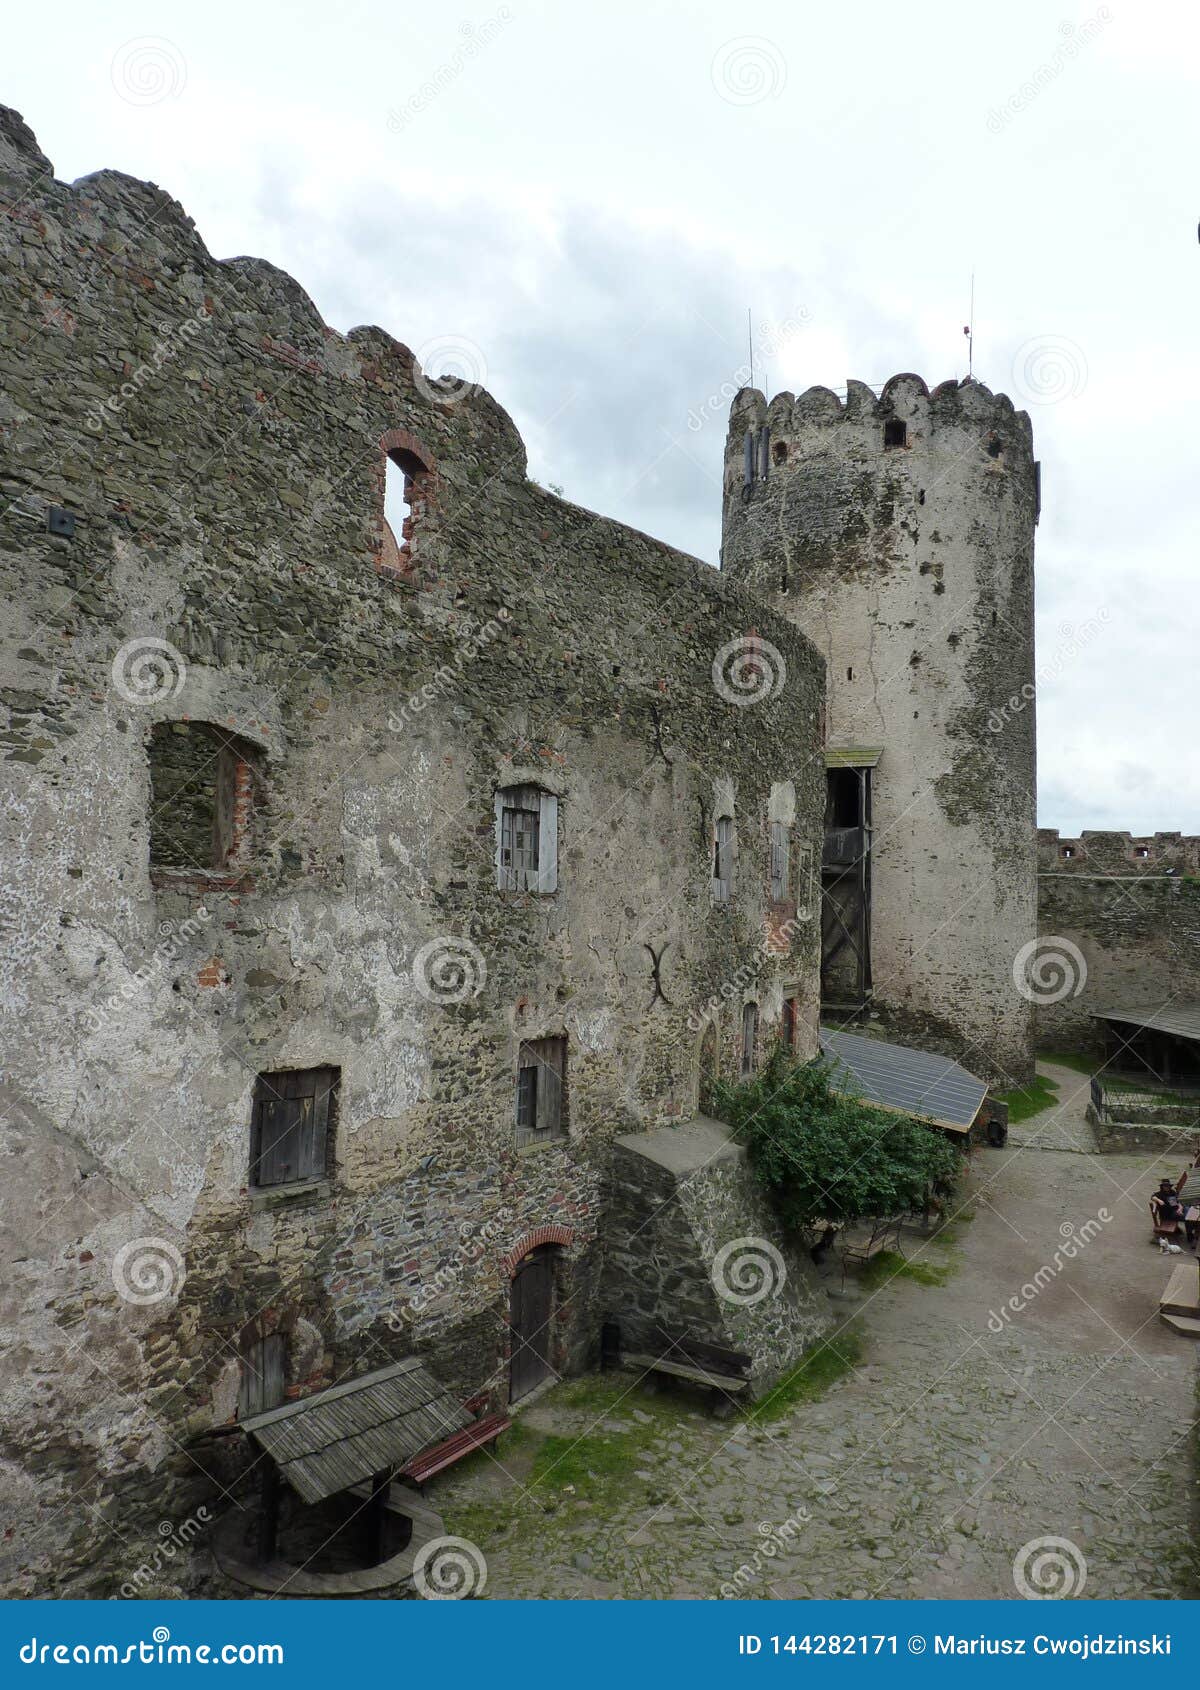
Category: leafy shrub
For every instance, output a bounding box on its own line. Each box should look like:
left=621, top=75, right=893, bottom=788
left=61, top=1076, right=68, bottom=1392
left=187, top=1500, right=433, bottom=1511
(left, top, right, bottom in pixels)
left=714, top=1048, right=961, bottom=1233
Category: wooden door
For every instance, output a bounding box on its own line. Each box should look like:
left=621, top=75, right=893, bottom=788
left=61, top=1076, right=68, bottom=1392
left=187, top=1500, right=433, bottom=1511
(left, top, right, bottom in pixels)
left=510, top=1246, right=556, bottom=1403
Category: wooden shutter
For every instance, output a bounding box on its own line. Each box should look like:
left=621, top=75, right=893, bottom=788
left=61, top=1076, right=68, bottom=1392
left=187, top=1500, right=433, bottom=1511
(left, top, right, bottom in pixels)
left=239, top=1333, right=285, bottom=1418
left=536, top=791, right=558, bottom=894
left=252, top=1067, right=336, bottom=1187
left=516, top=1037, right=565, bottom=1145
left=741, top=1003, right=758, bottom=1075
left=770, top=820, right=789, bottom=902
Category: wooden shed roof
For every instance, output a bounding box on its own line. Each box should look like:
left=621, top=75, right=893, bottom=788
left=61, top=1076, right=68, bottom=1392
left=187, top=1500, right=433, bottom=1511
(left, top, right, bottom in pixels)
left=239, top=1358, right=470, bottom=1505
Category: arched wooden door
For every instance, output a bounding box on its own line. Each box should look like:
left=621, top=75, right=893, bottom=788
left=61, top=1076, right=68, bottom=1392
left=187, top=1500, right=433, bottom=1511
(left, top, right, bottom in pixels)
left=509, top=1244, right=557, bottom=1403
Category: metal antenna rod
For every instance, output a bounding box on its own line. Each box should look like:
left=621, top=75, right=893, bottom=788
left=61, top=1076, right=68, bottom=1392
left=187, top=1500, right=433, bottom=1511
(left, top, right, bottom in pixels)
left=748, top=308, right=754, bottom=391
left=968, top=272, right=975, bottom=377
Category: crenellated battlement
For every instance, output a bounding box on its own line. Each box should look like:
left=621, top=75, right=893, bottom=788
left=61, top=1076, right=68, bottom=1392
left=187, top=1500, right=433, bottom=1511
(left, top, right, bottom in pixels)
left=1039, top=828, right=1200, bottom=874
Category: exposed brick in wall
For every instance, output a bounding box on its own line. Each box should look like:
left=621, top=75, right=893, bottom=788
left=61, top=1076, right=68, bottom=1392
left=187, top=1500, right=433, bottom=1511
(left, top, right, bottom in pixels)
left=0, top=105, right=828, bottom=1596
left=501, top=1224, right=575, bottom=1278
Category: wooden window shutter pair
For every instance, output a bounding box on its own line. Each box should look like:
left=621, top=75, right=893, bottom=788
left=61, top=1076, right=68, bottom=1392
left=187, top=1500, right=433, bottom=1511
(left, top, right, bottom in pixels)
left=769, top=820, right=790, bottom=902
left=515, top=1036, right=566, bottom=1146
left=712, top=815, right=733, bottom=904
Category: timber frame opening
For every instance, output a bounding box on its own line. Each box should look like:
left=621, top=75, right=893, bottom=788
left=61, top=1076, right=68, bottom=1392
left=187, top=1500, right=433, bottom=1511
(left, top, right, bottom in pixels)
left=821, top=752, right=878, bottom=1019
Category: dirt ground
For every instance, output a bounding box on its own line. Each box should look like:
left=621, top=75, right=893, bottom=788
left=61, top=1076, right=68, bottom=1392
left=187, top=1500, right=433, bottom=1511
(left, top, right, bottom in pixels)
left=432, top=1061, right=1200, bottom=1600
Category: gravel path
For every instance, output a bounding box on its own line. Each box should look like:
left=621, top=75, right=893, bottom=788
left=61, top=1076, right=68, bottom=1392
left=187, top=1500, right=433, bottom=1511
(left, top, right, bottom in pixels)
left=436, top=1066, right=1200, bottom=1600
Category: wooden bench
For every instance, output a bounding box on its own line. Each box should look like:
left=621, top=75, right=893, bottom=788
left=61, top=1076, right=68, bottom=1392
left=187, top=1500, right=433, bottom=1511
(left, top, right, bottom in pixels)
left=398, top=1413, right=511, bottom=1485
left=622, top=1328, right=752, bottom=1414
left=840, top=1214, right=905, bottom=1286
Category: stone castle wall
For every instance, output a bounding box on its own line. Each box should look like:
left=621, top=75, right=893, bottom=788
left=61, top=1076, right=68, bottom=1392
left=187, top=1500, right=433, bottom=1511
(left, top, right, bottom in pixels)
left=0, top=107, right=827, bottom=1595
left=720, top=376, right=1039, bottom=1086
left=1035, top=840, right=1200, bottom=1051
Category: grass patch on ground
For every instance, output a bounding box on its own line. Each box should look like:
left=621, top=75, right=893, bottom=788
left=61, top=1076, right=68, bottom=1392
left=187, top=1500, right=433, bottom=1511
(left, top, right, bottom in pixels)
left=526, top=1430, right=644, bottom=1502
left=858, top=1248, right=956, bottom=1291
left=999, top=1071, right=1060, bottom=1123
left=744, top=1325, right=864, bottom=1424
left=1038, top=1049, right=1098, bottom=1077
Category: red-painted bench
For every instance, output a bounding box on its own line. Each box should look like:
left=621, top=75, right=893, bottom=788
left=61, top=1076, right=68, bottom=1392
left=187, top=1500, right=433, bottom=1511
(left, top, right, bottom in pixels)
left=399, top=1413, right=511, bottom=1485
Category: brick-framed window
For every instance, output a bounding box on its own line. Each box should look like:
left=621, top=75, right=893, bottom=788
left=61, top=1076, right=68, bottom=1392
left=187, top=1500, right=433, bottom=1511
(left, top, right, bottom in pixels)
left=250, top=1066, right=339, bottom=1189
left=496, top=785, right=558, bottom=893
left=377, top=428, right=436, bottom=579
left=148, top=721, right=261, bottom=880
left=515, top=1036, right=567, bottom=1147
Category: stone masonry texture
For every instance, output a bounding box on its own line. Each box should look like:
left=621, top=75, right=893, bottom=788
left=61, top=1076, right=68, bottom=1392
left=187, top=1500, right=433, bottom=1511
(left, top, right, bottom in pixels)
left=721, top=378, right=1039, bottom=1088
left=0, top=106, right=830, bottom=1596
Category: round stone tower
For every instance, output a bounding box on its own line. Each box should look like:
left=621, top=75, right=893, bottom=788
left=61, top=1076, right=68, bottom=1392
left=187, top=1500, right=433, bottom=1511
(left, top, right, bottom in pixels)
left=721, top=373, right=1038, bottom=1086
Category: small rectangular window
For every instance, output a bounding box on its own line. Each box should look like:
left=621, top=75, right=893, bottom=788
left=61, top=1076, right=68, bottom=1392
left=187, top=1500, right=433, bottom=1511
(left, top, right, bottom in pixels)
left=769, top=820, right=790, bottom=902
left=741, top=1003, right=758, bottom=1077
left=713, top=815, right=734, bottom=905
left=496, top=785, right=558, bottom=893
left=251, top=1066, right=338, bottom=1189
left=515, top=1036, right=567, bottom=1146
left=782, top=996, right=798, bottom=1051
left=884, top=418, right=907, bottom=450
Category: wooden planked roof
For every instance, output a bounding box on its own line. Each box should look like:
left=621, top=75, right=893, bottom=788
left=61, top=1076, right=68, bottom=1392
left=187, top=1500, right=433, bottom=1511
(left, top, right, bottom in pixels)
left=239, top=1357, right=471, bottom=1505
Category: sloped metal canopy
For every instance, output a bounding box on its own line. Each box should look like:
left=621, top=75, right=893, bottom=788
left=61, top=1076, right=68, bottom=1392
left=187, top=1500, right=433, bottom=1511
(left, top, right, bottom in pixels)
left=1094, top=1004, right=1200, bottom=1044
left=239, top=1358, right=470, bottom=1505
left=819, top=1026, right=987, bottom=1133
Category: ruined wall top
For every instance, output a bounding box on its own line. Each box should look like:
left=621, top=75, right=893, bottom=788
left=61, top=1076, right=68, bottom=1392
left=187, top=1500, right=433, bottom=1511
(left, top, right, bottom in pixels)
left=1039, top=828, right=1200, bottom=875
left=726, top=373, right=1034, bottom=452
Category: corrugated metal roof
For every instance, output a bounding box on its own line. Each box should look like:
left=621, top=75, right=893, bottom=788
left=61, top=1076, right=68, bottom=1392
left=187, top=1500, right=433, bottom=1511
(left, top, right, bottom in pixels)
left=1093, top=1004, right=1200, bottom=1044
left=240, top=1358, right=471, bottom=1505
left=819, top=1027, right=988, bottom=1133
left=825, top=747, right=883, bottom=769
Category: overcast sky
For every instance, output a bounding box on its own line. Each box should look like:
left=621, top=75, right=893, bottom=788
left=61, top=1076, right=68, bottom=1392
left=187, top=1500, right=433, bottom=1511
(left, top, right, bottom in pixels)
left=6, top=0, right=1197, bottom=835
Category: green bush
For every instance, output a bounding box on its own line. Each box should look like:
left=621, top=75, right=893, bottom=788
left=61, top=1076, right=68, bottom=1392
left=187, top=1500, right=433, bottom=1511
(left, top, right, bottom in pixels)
left=714, top=1048, right=961, bottom=1233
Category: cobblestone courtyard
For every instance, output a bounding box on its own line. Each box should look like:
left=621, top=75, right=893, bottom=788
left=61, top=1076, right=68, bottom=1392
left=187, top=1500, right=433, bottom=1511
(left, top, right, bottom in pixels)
left=435, top=1064, right=1200, bottom=1600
